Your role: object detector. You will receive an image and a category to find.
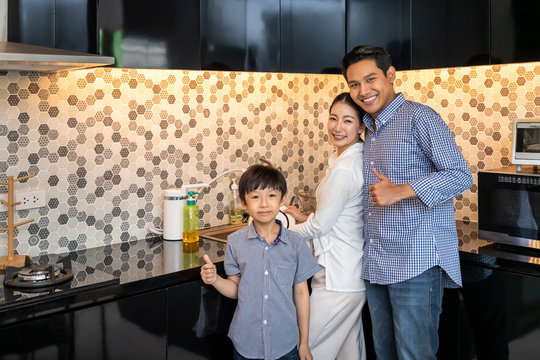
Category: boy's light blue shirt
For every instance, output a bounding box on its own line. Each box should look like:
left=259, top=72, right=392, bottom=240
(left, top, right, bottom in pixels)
left=224, top=219, right=319, bottom=360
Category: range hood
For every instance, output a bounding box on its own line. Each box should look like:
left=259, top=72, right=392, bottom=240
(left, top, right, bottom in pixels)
left=0, top=41, right=115, bottom=72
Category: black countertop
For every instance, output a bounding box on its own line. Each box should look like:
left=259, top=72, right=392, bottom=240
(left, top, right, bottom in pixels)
left=456, top=220, right=540, bottom=278
left=0, top=237, right=227, bottom=326
left=2, top=220, right=540, bottom=327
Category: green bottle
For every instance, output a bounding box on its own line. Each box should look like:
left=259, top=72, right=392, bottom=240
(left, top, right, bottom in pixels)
left=183, top=191, right=199, bottom=244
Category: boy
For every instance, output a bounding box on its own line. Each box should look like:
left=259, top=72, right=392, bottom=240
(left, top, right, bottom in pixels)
left=201, top=164, right=319, bottom=360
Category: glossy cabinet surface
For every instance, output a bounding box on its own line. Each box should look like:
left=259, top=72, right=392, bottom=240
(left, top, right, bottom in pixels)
left=491, top=0, right=540, bottom=64
left=438, top=251, right=540, bottom=360
left=8, top=0, right=540, bottom=72
left=281, top=0, right=346, bottom=74
left=99, top=0, right=200, bottom=69
left=8, top=0, right=98, bottom=53
left=0, top=289, right=167, bottom=360
left=347, top=0, right=411, bottom=72
left=8, top=0, right=56, bottom=47
left=411, top=0, right=490, bottom=69
left=201, top=0, right=279, bottom=72
left=167, top=281, right=236, bottom=359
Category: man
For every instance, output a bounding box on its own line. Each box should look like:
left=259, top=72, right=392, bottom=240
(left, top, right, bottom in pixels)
left=342, top=45, right=473, bottom=359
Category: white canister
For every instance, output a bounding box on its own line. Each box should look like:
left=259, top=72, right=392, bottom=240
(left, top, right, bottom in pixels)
left=162, top=188, right=187, bottom=240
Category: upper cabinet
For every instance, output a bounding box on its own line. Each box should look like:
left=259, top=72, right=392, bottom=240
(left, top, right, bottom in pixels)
left=491, top=0, right=540, bottom=64
left=410, top=0, right=490, bottom=69
left=7, top=0, right=540, bottom=73
left=280, top=0, right=346, bottom=74
left=8, top=0, right=99, bottom=54
left=99, top=0, right=200, bottom=69
left=200, top=0, right=280, bottom=72
left=347, top=0, right=411, bottom=71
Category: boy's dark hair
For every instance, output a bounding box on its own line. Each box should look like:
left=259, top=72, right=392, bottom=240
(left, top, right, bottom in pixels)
left=238, top=164, right=287, bottom=203
left=341, top=45, right=393, bottom=81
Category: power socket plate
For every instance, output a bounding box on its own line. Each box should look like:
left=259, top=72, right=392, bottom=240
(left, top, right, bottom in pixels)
left=16, top=190, right=46, bottom=210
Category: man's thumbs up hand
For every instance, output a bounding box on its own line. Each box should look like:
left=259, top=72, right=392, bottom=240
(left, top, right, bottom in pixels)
left=372, top=168, right=388, bottom=182
left=369, top=168, right=416, bottom=206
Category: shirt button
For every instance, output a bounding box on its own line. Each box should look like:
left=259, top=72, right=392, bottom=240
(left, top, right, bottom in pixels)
left=265, top=246, right=268, bottom=250
left=265, top=270, right=268, bottom=276
left=368, top=212, right=371, bottom=216
left=370, top=239, right=373, bottom=243
left=264, top=294, right=268, bottom=300
left=263, top=320, right=267, bottom=325
left=370, top=161, right=374, bottom=165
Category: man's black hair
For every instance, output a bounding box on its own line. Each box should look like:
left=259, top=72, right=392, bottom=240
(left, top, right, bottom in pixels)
left=341, top=45, right=393, bottom=81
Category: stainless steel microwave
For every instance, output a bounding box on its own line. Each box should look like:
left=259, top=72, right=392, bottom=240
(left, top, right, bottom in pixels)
left=478, top=166, right=540, bottom=249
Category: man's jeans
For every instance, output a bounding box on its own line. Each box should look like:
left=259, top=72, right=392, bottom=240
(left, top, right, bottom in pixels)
left=365, top=266, right=444, bottom=360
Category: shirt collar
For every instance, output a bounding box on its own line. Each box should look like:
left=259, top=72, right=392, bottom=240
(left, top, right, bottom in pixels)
left=328, top=142, right=363, bottom=168
left=246, top=219, right=286, bottom=244
left=363, top=92, right=405, bottom=133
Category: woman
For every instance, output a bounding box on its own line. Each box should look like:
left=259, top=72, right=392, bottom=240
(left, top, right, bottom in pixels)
left=283, top=92, right=366, bottom=360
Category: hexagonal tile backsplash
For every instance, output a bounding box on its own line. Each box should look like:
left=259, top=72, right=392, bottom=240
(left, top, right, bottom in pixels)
left=1, top=62, right=539, bottom=256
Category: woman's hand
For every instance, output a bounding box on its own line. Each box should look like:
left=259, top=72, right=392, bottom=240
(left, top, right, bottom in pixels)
left=282, top=204, right=309, bottom=224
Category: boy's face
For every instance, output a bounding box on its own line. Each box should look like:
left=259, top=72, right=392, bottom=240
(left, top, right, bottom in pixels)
left=241, top=187, right=285, bottom=226
left=346, top=58, right=396, bottom=120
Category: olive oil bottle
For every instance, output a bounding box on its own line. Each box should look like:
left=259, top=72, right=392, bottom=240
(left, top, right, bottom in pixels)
left=229, top=182, right=244, bottom=224
left=183, top=191, right=200, bottom=243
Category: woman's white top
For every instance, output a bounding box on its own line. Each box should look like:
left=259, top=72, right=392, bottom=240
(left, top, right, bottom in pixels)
left=291, top=142, right=365, bottom=292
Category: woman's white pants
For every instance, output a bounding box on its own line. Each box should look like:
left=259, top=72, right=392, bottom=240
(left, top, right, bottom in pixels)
left=309, top=286, right=367, bottom=360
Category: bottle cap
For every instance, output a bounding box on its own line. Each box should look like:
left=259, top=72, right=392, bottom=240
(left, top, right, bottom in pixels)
left=187, top=191, right=199, bottom=205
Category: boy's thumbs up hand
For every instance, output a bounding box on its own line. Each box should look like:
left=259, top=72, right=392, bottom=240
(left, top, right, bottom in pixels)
left=203, top=254, right=213, bottom=266
left=201, top=254, right=217, bottom=285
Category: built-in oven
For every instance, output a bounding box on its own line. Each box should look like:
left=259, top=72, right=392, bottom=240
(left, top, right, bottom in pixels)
left=478, top=165, right=540, bottom=249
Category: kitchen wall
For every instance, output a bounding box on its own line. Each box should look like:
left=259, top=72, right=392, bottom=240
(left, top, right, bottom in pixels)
left=1, top=61, right=539, bottom=256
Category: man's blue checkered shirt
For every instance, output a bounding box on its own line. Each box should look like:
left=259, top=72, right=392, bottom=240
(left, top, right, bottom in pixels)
left=362, top=93, right=473, bottom=288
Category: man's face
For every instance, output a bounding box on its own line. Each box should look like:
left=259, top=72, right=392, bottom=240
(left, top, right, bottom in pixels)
left=346, top=59, right=396, bottom=120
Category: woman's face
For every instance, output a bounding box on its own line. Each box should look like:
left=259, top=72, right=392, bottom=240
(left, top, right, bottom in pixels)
left=327, top=102, right=364, bottom=155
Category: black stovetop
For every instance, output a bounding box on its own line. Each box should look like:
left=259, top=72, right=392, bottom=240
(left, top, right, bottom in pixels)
left=0, top=237, right=227, bottom=310
left=0, top=252, right=117, bottom=307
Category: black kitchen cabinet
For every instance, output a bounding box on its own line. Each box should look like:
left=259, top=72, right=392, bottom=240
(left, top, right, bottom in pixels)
left=0, top=280, right=239, bottom=360
left=411, top=0, right=490, bottom=69
left=99, top=0, right=201, bottom=69
left=8, top=0, right=540, bottom=72
left=280, top=0, right=346, bottom=74
left=347, top=0, right=411, bottom=71
left=438, top=251, right=540, bottom=360
left=491, top=0, right=540, bottom=64
left=200, top=0, right=280, bottom=72
left=167, top=281, right=236, bottom=359
left=0, top=289, right=167, bottom=360
left=8, top=0, right=99, bottom=54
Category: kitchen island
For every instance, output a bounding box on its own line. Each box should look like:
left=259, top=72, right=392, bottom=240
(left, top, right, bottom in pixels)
left=1, top=221, right=540, bottom=359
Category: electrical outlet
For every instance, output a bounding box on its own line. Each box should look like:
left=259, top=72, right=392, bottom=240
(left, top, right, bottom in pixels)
left=16, top=190, right=46, bottom=210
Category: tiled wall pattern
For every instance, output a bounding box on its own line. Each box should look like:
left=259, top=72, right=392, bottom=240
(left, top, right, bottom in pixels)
left=0, top=61, right=539, bottom=256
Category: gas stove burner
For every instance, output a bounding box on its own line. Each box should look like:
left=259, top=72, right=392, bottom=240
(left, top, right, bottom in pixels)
left=3, top=257, right=74, bottom=289
left=16, top=264, right=62, bottom=282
